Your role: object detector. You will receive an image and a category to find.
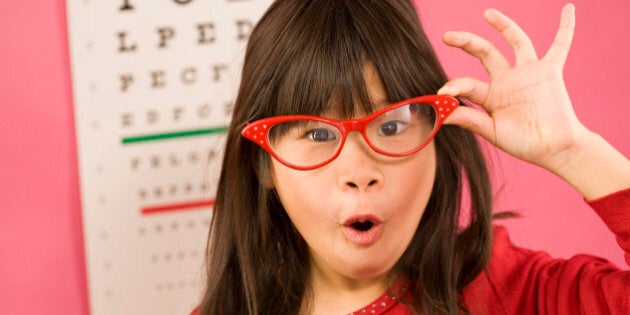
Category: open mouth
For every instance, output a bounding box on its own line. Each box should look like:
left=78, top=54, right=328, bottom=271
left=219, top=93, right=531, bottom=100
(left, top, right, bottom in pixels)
left=342, top=215, right=383, bottom=246
left=349, top=220, right=374, bottom=231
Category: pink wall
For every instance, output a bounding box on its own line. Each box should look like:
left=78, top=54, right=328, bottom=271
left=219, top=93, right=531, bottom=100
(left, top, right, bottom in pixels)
left=0, top=0, right=88, bottom=314
left=0, top=0, right=627, bottom=314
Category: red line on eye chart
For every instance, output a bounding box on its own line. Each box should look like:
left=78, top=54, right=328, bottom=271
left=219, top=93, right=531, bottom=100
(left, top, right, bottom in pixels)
left=141, top=199, right=215, bottom=215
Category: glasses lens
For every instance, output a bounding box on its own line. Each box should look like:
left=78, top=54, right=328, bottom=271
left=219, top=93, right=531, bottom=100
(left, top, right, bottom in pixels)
left=366, top=102, right=437, bottom=154
left=268, top=119, right=342, bottom=168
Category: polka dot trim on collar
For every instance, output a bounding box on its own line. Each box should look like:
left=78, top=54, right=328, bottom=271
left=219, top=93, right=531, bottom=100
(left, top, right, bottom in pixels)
left=346, top=280, right=409, bottom=315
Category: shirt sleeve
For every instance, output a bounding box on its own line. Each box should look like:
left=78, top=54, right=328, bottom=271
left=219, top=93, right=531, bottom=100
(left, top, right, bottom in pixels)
left=464, top=188, right=630, bottom=315
left=587, top=188, right=630, bottom=266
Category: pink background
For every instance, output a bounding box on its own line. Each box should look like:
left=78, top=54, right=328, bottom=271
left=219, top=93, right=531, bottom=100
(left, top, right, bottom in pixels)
left=0, top=0, right=627, bottom=314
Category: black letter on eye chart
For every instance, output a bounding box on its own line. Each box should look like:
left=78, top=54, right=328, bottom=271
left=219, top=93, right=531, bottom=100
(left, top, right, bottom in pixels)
left=235, top=20, right=254, bottom=41
left=181, top=67, right=198, bottom=85
left=198, top=103, right=211, bottom=119
left=173, top=107, right=185, bottom=122
left=224, top=101, right=234, bottom=116
left=157, top=27, right=176, bottom=49
left=173, top=0, right=194, bottom=5
left=119, top=0, right=134, bottom=11
left=147, top=110, right=159, bottom=125
left=210, top=64, right=227, bottom=82
left=117, top=31, right=137, bottom=53
left=151, top=70, right=167, bottom=89
left=121, top=113, right=134, bottom=128
left=119, top=74, right=134, bottom=92
left=196, top=23, right=216, bottom=45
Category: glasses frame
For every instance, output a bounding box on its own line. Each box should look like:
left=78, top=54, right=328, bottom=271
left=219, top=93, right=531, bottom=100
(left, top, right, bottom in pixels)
left=241, top=94, right=459, bottom=170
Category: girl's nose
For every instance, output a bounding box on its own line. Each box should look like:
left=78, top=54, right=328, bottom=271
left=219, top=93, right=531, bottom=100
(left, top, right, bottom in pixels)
left=336, top=132, right=384, bottom=192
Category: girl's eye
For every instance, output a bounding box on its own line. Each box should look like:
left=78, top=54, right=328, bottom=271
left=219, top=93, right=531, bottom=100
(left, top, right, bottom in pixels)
left=378, top=120, right=407, bottom=136
left=306, top=128, right=337, bottom=142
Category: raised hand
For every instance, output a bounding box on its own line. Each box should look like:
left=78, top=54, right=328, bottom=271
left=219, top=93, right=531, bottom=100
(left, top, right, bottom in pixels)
left=439, top=4, right=630, bottom=199
left=438, top=4, right=582, bottom=169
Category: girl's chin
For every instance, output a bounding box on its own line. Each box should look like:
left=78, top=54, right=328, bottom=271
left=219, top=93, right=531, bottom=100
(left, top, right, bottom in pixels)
left=330, top=259, right=395, bottom=282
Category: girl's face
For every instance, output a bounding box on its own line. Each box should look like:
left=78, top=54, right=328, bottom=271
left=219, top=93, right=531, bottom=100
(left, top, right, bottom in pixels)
left=271, top=67, right=436, bottom=291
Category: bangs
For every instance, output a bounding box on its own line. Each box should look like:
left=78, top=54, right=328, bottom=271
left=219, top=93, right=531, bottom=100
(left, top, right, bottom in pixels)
left=274, top=2, right=376, bottom=119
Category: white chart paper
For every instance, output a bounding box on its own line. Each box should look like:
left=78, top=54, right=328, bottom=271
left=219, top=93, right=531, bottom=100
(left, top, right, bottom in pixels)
left=66, top=1, right=271, bottom=314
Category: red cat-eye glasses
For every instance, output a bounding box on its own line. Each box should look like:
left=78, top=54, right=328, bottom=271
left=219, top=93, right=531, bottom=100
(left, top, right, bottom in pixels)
left=242, top=95, right=459, bottom=170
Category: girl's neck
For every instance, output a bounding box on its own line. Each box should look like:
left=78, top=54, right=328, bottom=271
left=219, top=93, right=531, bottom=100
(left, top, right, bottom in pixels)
left=300, top=259, right=391, bottom=315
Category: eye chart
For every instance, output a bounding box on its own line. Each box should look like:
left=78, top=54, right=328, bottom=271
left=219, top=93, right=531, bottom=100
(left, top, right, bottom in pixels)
left=67, top=1, right=272, bottom=314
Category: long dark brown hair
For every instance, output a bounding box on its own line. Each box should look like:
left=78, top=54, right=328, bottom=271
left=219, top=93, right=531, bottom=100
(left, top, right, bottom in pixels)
left=199, top=0, right=493, bottom=314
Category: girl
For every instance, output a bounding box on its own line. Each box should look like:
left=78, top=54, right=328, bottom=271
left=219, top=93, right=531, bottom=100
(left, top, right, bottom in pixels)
left=196, top=0, right=630, bottom=314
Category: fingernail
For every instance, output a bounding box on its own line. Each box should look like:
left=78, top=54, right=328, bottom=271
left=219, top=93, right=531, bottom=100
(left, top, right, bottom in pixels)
left=444, top=31, right=464, bottom=45
left=437, top=86, right=451, bottom=95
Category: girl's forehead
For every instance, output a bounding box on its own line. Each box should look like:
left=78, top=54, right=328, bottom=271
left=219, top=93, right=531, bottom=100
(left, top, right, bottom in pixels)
left=320, top=64, right=390, bottom=119
left=364, top=63, right=388, bottom=103
left=321, top=98, right=389, bottom=120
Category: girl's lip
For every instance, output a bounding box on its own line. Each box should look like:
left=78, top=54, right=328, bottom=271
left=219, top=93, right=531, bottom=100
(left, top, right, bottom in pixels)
left=341, top=214, right=383, bottom=246
left=342, top=214, right=382, bottom=226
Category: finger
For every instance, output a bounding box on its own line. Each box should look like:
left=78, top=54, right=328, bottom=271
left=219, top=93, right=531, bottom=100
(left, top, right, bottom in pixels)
left=543, top=3, right=576, bottom=67
left=484, top=8, right=538, bottom=64
left=443, top=106, right=496, bottom=144
left=443, top=31, right=511, bottom=77
left=438, top=77, right=491, bottom=110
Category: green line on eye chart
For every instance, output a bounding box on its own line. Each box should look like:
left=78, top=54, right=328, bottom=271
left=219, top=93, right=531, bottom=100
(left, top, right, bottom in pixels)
left=121, top=126, right=229, bottom=144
